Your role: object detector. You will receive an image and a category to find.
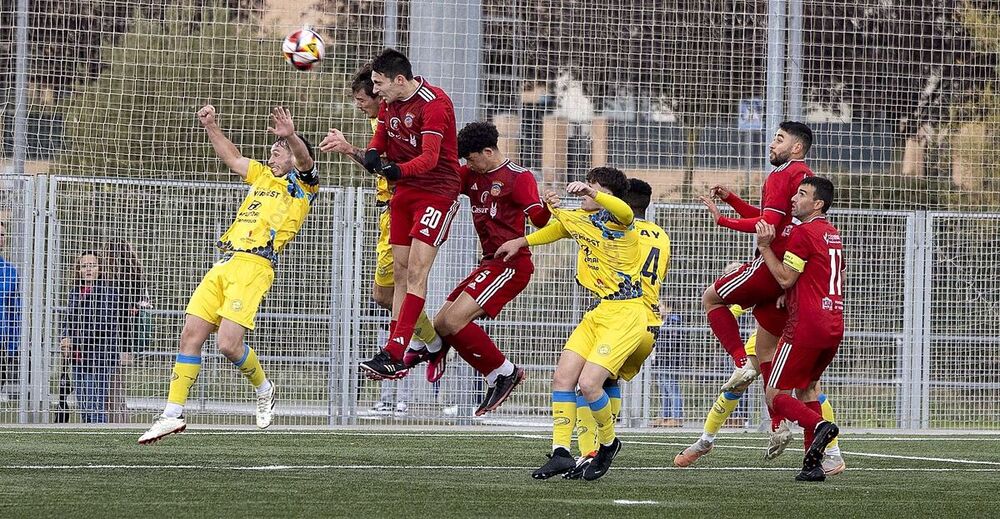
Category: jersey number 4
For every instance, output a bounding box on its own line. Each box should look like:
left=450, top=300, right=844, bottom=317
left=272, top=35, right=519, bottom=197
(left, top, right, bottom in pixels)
left=828, top=248, right=844, bottom=296
left=641, top=247, right=661, bottom=285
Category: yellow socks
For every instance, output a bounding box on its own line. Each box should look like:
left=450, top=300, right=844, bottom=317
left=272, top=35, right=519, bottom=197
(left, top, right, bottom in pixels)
left=412, top=311, right=438, bottom=345
left=588, top=391, right=617, bottom=446
left=165, top=354, right=201, bottom=417
left=703, top=391, right=743, bottom=437
left=233, top=345, right=267, bottom=388
left=575, top=393, right=598, bottom=455
left=552, top=391, right=578, bottom=451
left=819, top=393, right=839, bottom=450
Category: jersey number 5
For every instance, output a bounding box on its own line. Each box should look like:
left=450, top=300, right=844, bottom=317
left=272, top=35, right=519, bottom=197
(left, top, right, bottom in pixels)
left=641, top=247, right=661, bottom=285
left=828, top=248, right=844, bottom=296
left=420, top=207, right=443, bottom=229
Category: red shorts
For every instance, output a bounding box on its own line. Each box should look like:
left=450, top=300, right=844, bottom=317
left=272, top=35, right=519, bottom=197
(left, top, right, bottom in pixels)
left=389, top=186, right=460, bottom=247
left=768, top=336, right=841, bottom=390
left=713, top=257, right=787, bottom=335
left=446, top=256, right=533, bottom=318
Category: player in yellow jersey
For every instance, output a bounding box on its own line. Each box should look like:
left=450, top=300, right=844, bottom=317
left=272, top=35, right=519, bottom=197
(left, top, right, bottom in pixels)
left=496, top=167, right=645, bottom=481
left=322, top=65, right=442, bottom=383
left=674, top=271, right=845, bottom=474
left=565, top=178, right=671, bottom=479
left=138, top=105, right=319, bottom=444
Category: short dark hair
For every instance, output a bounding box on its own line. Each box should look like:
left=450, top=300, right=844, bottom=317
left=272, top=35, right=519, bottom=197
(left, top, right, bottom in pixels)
left=350, top=63, right=376, bottom=98
left=779, top=121, right=813, bottom=155
left=276, top=133, right=316, bottom=162
left=457, top=122, right=499, bottom=158
left=623, top=178, right=652, bottom=218
left=585, top=167, right=628, bottom=199
left=801, top=176, right=834, bottom=213
left=371, top=48, right=413, bottom=81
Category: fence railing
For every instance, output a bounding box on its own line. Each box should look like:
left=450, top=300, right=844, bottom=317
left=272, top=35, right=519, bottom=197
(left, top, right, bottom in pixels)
left=0, top=175, right=996, bottom=430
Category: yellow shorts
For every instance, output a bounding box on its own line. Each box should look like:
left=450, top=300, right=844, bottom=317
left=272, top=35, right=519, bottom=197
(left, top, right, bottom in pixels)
left=374, top=209, right=394, bottom=288
left=186, top=252, right=275, bottom=330
left=565, top=299, right=647, bottom=376
left=618, top=325, right=659, bottom=382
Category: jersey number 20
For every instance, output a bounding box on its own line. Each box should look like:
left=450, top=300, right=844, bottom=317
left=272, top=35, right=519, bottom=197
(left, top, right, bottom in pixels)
left=420, top=207, right=443, bottom=229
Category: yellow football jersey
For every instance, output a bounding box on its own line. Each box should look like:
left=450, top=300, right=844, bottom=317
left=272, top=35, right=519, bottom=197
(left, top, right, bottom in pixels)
left=217, top=160, right=319, bottom=263
left=371, top=117, right=393, bottom=205
left=634, top=218, right=671, bottom=327
left=552, top=206, right=643, bottom=301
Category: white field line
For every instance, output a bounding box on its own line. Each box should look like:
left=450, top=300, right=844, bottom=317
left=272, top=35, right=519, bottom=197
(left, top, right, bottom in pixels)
left=1, top=430, right=997, bottom=442
left=1, top=464, right=998, bottom=472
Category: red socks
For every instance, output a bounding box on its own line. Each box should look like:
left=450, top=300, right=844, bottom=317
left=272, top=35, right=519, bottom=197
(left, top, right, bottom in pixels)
left=385, top=296, right=425, bottom=361
left=772, top=393, right=823, bottom=434
left=707, top=307, right=747, bottom=367
left=445, top=322, right=505, bottom=376
left=803, top=400, right=823, bottom=448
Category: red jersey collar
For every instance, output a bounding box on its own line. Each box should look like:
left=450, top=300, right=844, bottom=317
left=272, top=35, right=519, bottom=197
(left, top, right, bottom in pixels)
left=399, top=76, right=426, bottom=103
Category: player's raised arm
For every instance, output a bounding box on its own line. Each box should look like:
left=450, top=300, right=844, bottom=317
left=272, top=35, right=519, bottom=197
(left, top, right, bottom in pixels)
left=755, top=220, right=800, bottom=289
left=711, top=184, right=760, bottom=218
left=198, top=105, right=251, bottom=179
left=267, top=106, right=314, bottom=174
left=699, top=193, right=781, bottom=234
left=567, top=181, right=634, bottom=226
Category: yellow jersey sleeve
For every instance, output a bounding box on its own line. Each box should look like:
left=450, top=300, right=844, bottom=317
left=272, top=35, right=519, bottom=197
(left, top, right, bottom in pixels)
left=783, top=251, right=806, bottom=273
left=593, top=191, right=634, bottom=226
left=526, top=219, right=570, bottom=246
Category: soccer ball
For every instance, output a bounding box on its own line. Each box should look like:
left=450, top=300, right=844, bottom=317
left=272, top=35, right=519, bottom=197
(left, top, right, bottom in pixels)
left=282, top=28, right=325, bottom=71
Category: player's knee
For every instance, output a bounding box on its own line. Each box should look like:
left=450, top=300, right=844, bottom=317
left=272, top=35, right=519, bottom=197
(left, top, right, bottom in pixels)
left=702, top=286, right=722, bottom=310
left=216, top=338, right=241, bottom=359
left=371, top=287, right=392, bottom=310
left=433, top=313, right=461, bottom=337
left=577, top=379, right=604, bottom=402
left=551, top=369, right=577, bottom=393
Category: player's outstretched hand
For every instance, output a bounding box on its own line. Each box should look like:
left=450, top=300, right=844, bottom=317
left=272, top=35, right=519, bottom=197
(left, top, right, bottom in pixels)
left=698, top=195, right=722, bottom=222
left=197, top=105, right=217, bottom=127
left=320, top=128, right=352, bottom=154
left=494, top=238, right=527, bottom=261
left=542, top=189, right=561, bottom=209
left=710, top=184, right=732, bottom=199
left=566, top=181, right=597, bottom=198
left=267, top=106, right=295, bottom=138
left=755, top=220, right=775, bottom=247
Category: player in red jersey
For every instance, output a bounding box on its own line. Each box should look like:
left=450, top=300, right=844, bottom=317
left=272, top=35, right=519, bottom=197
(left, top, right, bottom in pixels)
left=755, top=176, right=843, bottom=482
left=698, top=122, right=815, bottom=450
left=404, top=121, right=551, bottom=415
left=321, top=49, right=462, bottom=380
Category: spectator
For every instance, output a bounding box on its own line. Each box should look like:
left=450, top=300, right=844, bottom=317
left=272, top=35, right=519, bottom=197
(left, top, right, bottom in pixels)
left=60, top=251, right=123, bottom=423
left=102, top=239, right=153, bottom=423
left=651, top=309, right=684, bottom=427
left=0, top=221, right=21, bottom=402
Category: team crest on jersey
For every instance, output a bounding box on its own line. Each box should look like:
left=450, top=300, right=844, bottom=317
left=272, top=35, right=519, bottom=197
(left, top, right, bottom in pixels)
left=389, top=117, right=401, bottom=131
left=781, top=224, right=793, bottom=237
left=822, top=297, right=833, bottom=310
left=490, top=181, right=504, bottom=196
left=597, top=344, right=611, bottom=356
left=231, top=300, right=243, bottom=311
left=403, top=113, right=415, bottom=128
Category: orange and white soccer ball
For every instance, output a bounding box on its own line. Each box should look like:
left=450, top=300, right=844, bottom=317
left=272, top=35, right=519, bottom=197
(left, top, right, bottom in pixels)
left=282, top=28, right=325, bottom=71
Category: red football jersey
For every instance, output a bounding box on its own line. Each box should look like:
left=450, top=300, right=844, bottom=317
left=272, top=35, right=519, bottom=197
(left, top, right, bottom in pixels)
left=461, top=160, right=543, bottom=259
left=370, top=77, right=462, bottom=199
left=781, top=216, right=845, bottom=345
left=761, top=160, right=814, bottom=254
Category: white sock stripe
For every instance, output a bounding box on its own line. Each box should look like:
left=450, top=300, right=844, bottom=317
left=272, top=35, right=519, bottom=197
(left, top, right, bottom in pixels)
left=718, top=257, right=763, bottom=298
left=433, top=201, right=460, bottom=247
left=476, top=268, right=516, bottom=306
